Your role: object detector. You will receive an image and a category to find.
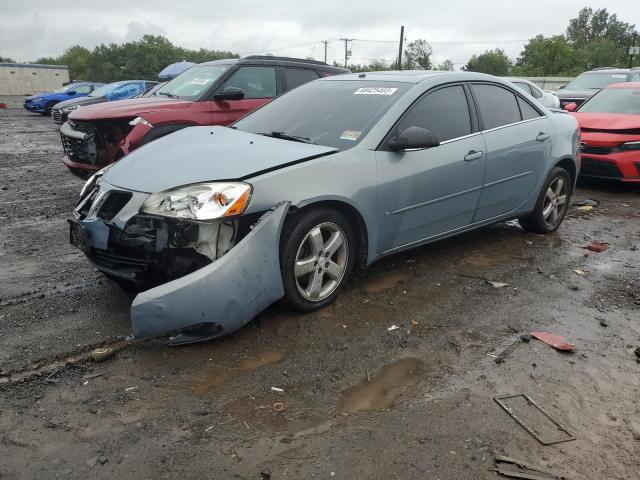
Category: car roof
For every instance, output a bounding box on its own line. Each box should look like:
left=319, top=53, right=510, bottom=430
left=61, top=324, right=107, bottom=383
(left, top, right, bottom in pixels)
left=607, top=82, right=640, bottom=89
left=322, top=70, right=499, bottom=84
left=584, top=68, right=630, bottom=74
left=198, top=56, right=348, bottom=73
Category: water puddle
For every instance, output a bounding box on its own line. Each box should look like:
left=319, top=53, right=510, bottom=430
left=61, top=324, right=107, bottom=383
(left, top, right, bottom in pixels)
left=189, top=350, right=286, bottom=396
left=335, top=357, right=425, bottom=414
left=365, top=271, right=414, bottom=293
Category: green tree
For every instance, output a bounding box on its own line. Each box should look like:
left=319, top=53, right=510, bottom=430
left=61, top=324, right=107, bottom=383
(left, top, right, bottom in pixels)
left=463, top=49, right=512, bottom=75
left=514, top=35, right=582, bottom=76
left=434, top=59, right=454, bottom=71
left=0, top=55, right=16, bottom=63
left=402, top=39, right=432, bottom=70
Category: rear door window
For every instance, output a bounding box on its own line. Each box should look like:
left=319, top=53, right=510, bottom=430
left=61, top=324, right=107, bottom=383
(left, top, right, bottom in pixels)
left=394, top=85, right=472, bottom=142
left=222, top=66, right=277, bottom=99
left=283, top=68, right=320, bottom=91
left=74, top=85, right=92, bottom=94
left=472, top=84, right=521, bottom=130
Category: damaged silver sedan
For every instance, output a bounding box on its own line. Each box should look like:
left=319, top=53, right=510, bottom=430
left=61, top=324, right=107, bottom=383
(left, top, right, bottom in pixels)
left=70, top=71, right=580, bottom=344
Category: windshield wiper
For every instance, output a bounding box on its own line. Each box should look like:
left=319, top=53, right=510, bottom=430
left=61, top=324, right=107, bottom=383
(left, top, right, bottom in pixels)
left=257, top=131, right=316, bottom=144
left=158, top=91, right=179, bottom=99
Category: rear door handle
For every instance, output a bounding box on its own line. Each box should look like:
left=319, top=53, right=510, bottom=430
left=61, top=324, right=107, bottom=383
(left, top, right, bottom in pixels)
left=464, top=150, right=484, bottom=162
left=536, top=132, right=551, bottom=142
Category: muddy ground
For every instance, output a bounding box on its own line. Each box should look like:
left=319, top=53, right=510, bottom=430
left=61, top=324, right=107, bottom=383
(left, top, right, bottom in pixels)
left=1, top=95, right=639, bottom=479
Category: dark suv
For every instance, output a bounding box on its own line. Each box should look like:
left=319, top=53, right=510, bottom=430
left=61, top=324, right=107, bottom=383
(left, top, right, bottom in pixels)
left=61, top=56, right=349, bottom=177
left=555, top=67, right=640, bottom=109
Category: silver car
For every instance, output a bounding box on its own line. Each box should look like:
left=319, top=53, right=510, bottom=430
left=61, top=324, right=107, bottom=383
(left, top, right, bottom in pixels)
left=506, top=77, right=560, bottom=109
left=70, top=71, right=581, bottom=344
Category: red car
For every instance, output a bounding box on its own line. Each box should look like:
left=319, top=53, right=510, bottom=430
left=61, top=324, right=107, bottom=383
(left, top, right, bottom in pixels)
left=566, top=82, right=640, bottom=182
left=61, top=56, right=348, bottom=177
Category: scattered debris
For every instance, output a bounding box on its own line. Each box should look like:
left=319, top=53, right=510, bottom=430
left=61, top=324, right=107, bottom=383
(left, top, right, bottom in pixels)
left=495, top=335, right=531, bottom=364
left=631, top=423, right=640, bottom=441
left=448, top=337, right=461, bottom=354
left=487, top=281, right=510, bottom=288
left=531, top=331, right=575, bottom=352
left=634, top=347, right=640, bottom=362
left=0, top=377, right=8, bottom=384
left=90, top=347, right=116, bottom=363
left=270, top=386, right=284, bottom=393
left=573, top=269, right=586, bottom=276
left=204, top=425, right=215, bottom=433
left=596, top=317, right=608, bottom=327
left=387, top=325, right=400, bottom=331
left=125, top=386, right=138, bottom=392
left=86, top=456, right=99, bottom=468
left=576, top=205, right=593, bottom=212
left=573, top=198, right=599, bottom=207
left=494, top=455, right=573, bottom=479
left=581, top=242, right=609, bottom=253
left=273, top=402, right=285, bottom=412
left=260, top=468, right=272, bottom=480
left=494, top=394, right=576, bottom=445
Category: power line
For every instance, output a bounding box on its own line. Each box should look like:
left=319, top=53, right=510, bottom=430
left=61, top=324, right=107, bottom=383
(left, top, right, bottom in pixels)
left=339, top=38, right=355, bottom=68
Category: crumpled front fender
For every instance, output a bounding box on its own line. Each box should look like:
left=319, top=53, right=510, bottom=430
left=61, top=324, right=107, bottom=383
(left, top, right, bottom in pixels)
left=130, top=202, right=290, bottom=344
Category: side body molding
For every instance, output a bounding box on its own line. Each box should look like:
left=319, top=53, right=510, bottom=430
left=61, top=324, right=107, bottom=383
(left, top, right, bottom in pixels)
left=131, top=202, right=290, bottom=342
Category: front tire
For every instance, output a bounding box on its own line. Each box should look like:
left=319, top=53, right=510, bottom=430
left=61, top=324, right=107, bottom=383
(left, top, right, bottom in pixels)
left=280, top=208, right=357, bottom=311
left=519, top=166, right=572, bottom=233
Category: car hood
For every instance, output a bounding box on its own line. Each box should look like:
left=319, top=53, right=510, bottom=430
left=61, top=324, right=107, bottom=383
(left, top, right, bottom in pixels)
left=25, top=92, right=56, bottom=101
left=554, top=89, right=598, bottom=100
left=69, top=97, right=191, bottom=120
left=105, top=126, right=338, bottom=193
left=572, top=112, right=640, bottom=130
left=54, top=96, right=106, bottom=109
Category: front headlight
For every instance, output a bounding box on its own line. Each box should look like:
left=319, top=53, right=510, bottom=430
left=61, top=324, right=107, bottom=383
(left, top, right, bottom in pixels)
left=619, top=141, right=640, bottom=151
left=129, top=116, right=153, bottom=127
left=141, top=182, right=252, bottom=220
left=62, top=105, right=79, bottom=112
left=79, top=164, right=112, bottom=200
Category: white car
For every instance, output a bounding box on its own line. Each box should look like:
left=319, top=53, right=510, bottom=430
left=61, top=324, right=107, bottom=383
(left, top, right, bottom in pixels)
left=505, top=78, right=560, bottom=109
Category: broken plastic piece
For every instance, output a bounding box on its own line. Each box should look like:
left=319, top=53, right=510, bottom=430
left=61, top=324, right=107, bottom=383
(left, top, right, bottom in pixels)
left=494, top=455, right=573, bottom=479
left=531, top=331, right=575, bottom=351
left=581, top=241, right=609, bottom=253
left=387, top=325, right=400, bottom=331
left=487, top=280, right=509, bottom=288
left=573, top=198, right=599, bottom=207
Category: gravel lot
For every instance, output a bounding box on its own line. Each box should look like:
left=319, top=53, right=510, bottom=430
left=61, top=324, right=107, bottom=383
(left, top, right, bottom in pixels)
left=1, top=95, right=639, bottom=479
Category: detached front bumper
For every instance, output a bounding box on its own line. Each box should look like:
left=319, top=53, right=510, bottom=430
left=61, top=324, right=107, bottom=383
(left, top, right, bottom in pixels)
left=70, top=180, right=289, bottom=343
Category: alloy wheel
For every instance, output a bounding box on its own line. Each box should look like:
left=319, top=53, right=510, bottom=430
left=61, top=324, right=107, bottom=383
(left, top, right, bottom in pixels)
left=542, top=176, right=567, bottom=227
left=294, top=222, right=349, bottom=301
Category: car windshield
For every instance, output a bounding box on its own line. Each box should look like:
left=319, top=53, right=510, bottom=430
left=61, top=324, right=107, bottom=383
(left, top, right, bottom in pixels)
left=53, top=84, right=80, bottom=93
left=234, top=80, right=410, bottom=150
left=579, top=87, right=640, bottom=115
left=156, top=65, right=230, bottom=100
left=89, top=82, right=124, bottom=98
left=565, top=72, right=630, bottom=90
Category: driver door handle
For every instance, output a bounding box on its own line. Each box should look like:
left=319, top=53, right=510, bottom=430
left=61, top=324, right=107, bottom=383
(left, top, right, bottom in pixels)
left=536, top=132, right=551, bottom=142
left=464, top=150, right=484, bottom=162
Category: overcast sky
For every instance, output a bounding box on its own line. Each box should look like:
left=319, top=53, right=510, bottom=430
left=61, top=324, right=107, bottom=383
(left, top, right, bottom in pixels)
left=1, top=0, right=638, bottom=67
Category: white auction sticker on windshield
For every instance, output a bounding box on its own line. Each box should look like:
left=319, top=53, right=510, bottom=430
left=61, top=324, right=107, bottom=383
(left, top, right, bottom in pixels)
left=354, top=87, right=398, bottom=95
left=191, top=78, right=210, bottom=85
left=612, top=75, right=627, bottom=78
left=340, top=130, right=362, bottom=141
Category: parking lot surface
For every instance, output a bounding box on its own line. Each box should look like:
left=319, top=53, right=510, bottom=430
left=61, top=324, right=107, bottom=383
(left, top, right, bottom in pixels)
left=1, top=96, right=639, bottom=479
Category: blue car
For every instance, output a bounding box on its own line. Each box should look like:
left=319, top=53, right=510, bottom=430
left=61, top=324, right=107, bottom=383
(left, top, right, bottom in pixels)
left=51, top=80, right=158, bottom=123
left=70, top=71, right=581, bottom=344
left=23, top=82, right=103, bottom=115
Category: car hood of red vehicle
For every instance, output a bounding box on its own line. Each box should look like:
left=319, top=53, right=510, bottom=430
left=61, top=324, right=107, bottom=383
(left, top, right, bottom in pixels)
left=572, top=112, right=640, bottom=130
left=68, top=97, right=191, bottom=120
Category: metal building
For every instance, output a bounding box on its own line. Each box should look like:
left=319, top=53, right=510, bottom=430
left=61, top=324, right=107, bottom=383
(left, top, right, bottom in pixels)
left=0, top=63, right=70, bottom=95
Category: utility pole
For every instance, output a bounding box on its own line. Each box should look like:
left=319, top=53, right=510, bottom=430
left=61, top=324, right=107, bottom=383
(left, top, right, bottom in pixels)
left=340, top=38, right=354, bottom=68
left=629, top=32, right=638, bottom=68
left=321, top=40, right=329, bottom=63
left=397, top=26, right=405, bottom=70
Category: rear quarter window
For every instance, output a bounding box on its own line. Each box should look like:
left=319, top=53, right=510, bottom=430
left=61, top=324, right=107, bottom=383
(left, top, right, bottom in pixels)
left=517, top=96, right=543, bottom=120
left=283, top=68, right=320, bottom=91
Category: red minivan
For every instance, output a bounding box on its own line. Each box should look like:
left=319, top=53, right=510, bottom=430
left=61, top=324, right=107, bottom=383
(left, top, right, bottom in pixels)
left=61, top=56, right=348, bottom=177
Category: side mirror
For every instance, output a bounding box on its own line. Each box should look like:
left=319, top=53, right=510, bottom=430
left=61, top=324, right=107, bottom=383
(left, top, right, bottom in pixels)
left=388, top=127, right=440, bottom=151
left=212, top=86, right=245, bottom=101
left=558, top=85, right=565, bottom=89
left=563, top=102, right=577, bottom=112
left=67, top=91, right=77, bottom=95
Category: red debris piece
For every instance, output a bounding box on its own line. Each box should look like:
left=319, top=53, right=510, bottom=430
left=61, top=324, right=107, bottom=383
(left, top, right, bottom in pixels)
left=0, top=103, right=7, bottom=109
left=581, top=242, right=609, bottom=253
left=531, top=331, right=575, bottom=351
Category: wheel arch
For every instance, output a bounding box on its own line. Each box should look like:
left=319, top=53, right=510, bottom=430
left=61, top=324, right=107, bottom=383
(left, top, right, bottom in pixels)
left=554, top=156, right=577, bottom=192
left=289, top=198, right=369, bottom=269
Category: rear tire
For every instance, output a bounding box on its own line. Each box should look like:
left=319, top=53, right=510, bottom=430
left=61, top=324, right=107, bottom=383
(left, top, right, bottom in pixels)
left=519, top=166, right=572, bottom=234
left=280, top=208, right=357, bottom=312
